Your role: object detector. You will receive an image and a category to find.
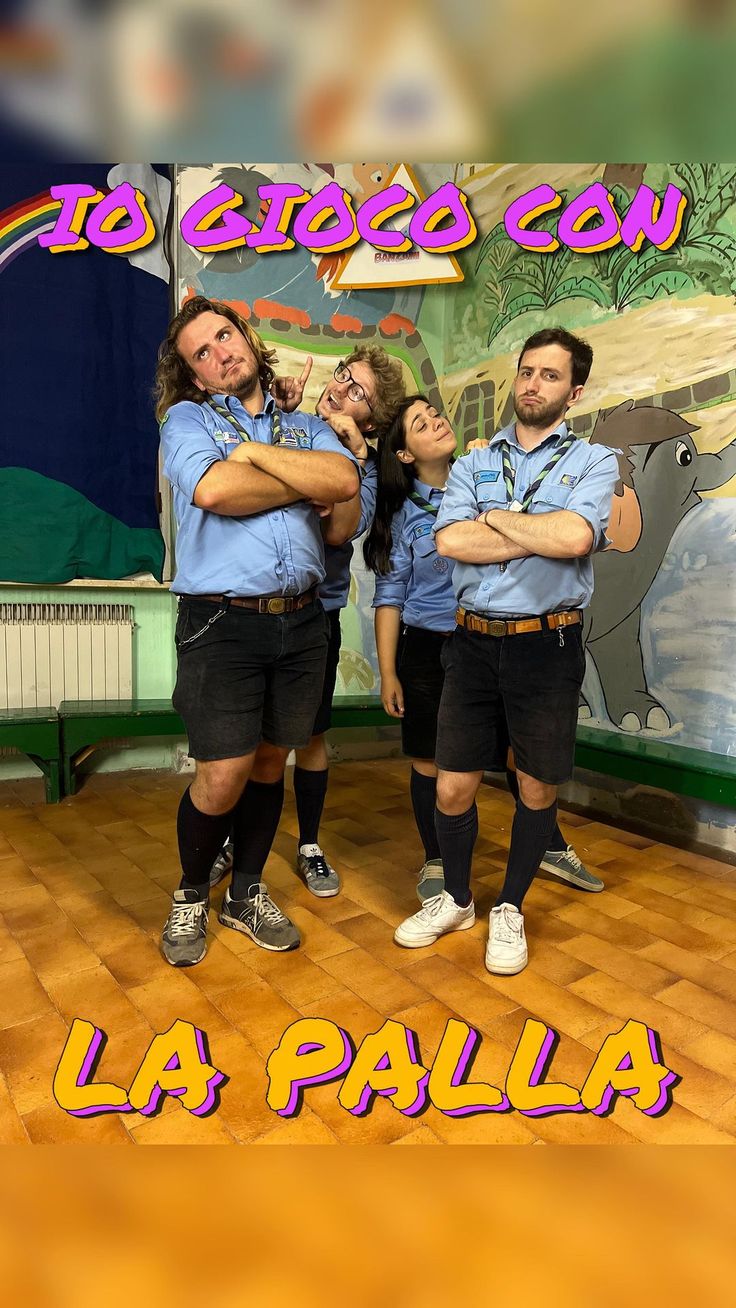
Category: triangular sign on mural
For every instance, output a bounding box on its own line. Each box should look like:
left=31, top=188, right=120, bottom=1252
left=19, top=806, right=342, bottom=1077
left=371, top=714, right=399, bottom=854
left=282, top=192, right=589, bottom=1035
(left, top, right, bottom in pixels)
left=332, top=164, right=465, bottom=291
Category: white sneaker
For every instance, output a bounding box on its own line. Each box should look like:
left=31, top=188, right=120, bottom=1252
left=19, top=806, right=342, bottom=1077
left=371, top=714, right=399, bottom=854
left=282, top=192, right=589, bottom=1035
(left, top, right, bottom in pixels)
left=394, top=890, right=475, bottom=949
left=485, top=903, right=528, bottom=975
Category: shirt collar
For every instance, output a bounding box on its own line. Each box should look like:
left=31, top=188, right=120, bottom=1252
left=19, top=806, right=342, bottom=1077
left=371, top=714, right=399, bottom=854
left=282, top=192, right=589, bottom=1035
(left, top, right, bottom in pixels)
left=414, top=477, right=446, bottom=498
left=210, top=391, right=275, bottom=419
left=490, top=419, right=570, bottom=450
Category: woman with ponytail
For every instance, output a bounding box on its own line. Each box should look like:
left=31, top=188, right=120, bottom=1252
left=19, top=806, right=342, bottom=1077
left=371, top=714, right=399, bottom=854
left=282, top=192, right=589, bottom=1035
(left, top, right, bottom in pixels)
left=364, top=395, right=458, bottom=907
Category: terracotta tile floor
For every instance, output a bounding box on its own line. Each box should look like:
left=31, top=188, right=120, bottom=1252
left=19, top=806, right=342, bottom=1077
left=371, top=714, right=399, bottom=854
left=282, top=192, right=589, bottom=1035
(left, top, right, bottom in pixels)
left=0, top=760, right=734, bottom=1145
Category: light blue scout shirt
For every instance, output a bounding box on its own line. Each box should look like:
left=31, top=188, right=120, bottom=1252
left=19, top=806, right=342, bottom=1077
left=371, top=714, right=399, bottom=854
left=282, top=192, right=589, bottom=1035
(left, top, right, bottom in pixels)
left=434, top=421, right=619, bottom=617
left=320, top=449, right=379, bottom=612
left=161, top=393, right=358, bottom=596
left=372, top=480, right=457, bottom=633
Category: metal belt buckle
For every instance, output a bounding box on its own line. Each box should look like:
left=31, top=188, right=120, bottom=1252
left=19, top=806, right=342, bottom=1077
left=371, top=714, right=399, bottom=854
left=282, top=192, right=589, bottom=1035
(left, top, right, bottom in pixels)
left=488, top=620, right=507, bottom=637
left=265, top=597, right=287, bottom=614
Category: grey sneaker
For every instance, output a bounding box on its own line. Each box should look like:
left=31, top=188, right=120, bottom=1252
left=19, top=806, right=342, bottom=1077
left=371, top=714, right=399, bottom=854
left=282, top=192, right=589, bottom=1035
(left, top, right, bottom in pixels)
left=296, top=844, right=340, bottom=898
left=416, top=858, right=444, bottom=903
left=219, top=882, right=300, bottom=951
left=210, top=839, right=233, bottom=889
left=539, top=845, right=604, bottom=892
left=161, top=888, right=209, bottom=967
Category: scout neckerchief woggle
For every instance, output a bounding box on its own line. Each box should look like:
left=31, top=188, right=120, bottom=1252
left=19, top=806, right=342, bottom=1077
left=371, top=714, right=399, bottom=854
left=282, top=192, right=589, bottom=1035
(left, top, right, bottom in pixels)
left=207, top=394, right=283, bottom=444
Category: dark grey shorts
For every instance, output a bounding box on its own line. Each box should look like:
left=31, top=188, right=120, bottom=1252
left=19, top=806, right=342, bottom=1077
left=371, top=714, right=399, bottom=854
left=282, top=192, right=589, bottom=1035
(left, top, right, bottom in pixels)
left=436, top=621, right=585, bottom=785
left=311, top=607, right=343, bottom=737
left=397, top=625, right=449, bottom=760
left=172, top=597, right=330, bottom=761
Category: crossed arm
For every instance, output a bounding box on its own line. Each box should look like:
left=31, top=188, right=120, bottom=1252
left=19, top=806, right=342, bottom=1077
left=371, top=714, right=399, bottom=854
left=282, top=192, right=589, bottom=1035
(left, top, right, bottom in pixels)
left=194, top=440, right=359, bottom=517
left=436, top=509, right=593, bottom=563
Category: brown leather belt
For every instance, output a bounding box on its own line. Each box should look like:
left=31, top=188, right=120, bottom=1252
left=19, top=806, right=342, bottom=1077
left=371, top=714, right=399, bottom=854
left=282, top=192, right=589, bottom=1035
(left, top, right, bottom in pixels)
left=456, top=607, right=581, bottom=637
left=183, top=586, right=318, bottom=615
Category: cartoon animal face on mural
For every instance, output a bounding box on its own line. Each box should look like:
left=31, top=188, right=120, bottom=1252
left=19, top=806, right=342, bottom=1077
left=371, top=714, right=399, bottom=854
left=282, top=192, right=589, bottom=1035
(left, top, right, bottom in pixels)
left=181, top=162, right=424, bottom=334
left=583, top=402, right=736, bottom=732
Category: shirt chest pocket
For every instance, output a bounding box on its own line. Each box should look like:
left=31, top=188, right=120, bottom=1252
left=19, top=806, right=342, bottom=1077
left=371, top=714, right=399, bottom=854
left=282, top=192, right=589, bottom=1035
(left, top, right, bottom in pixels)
left=531, top=481, right=574, bottom=512
left=411, top=529, right=437, bottom=563
left=475, top=482, right=507, bottom=512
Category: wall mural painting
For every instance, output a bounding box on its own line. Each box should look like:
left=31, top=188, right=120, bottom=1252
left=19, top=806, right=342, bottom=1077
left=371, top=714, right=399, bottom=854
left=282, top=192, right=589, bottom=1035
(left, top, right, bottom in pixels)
left=175, top=163, right=452, bottom=702
left=175, top=163, right=736, bottom=758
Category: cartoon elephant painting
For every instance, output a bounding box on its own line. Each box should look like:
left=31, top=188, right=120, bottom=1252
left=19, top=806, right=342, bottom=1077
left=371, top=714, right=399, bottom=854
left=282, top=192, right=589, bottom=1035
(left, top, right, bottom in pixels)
left=582, top=401, right=736, bottom=731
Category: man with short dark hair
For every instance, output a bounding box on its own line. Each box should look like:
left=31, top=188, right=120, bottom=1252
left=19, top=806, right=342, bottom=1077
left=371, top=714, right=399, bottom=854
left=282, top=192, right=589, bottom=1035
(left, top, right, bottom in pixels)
left=155, top=296, right=359, bottom=966
left=393, top=326, right=619, bottom=975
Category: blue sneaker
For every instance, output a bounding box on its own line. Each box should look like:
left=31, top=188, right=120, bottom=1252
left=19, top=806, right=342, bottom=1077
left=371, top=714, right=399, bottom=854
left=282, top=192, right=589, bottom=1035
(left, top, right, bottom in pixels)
left=539, top=845, right=603, bottom=892
left=416, top=859, right=444, bottom=903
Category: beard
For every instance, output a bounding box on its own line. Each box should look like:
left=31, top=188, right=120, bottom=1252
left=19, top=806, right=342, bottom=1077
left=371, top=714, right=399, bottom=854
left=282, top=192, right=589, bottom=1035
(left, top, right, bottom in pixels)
left=220, top=358, right=260, bottom=400
left=513, top=395, right=567, bottom=429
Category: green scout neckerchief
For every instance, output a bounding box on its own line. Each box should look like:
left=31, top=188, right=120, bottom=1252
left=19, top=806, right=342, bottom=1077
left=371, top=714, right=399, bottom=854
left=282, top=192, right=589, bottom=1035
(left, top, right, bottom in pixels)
left=407, top=487, right=444, bottom=517
left=500, top=433, right=576, bottom=512
left=207, top=395, right=283, bottom=445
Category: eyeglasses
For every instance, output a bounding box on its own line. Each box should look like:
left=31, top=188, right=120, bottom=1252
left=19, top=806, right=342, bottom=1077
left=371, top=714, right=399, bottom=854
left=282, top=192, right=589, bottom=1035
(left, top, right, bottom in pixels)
left=334, top=362, right=373, bottom=410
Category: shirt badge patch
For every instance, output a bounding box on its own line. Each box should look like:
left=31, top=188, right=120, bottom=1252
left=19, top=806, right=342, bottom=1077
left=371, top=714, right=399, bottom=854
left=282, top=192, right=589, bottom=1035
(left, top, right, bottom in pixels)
left=215, top=429, right=239, bottom=444
left=433, top=557, right=449, bottom=574
left=413, top=523, right=433, bottom=541
left=473, top=470, right=500, bottom=484
left=560, top=474, right=578, bottom=487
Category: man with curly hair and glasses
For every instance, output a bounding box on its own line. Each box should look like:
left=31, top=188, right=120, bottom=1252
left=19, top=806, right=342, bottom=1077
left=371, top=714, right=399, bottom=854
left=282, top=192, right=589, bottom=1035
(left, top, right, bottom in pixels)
left=209, top=342, right=407, bottom=901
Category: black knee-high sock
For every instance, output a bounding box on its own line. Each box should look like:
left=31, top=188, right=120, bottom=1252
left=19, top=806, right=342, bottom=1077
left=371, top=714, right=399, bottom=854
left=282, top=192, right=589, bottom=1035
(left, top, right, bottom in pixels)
left=177, top=787, right=236, bottom=899
left=496, top=799, right=558, bottom=911
left=435, top=805, right=478, bottom=908
left=506, top=768, right=566, bottom=853
left=231, top=777, right=285, bottom=899
left=410, top=768, right=441, bottom=861
left=293, top=766, right=328, bottom=848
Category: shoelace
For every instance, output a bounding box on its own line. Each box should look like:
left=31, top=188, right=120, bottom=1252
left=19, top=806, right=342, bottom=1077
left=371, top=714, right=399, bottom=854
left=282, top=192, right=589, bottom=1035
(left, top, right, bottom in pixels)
left=306, top=854, right=332, bottom=879
left=493, top=906, right=522, bottom=945
left=417, top=860, right=441, bottom=881
left=251, top=889, right=287, bottom=927
left=417, top=892, right=449, bottom=922
left=563, top=846, right=583, bottom=870
left=168, top=901, right=206, bottom=938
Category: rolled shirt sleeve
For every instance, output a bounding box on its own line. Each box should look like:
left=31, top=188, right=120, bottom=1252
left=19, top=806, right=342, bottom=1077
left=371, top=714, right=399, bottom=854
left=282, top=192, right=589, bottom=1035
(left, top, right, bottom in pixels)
left=564, top=446, right=620, bottom=551
left=161, top=402, right=223, bottom=504
left=306, top=415, right=361, bottom=480
left=433, top=454, right=481, bottom=532
left=372, top=505, right=412, bottom=611
left=355, top=455, right=379, bottom=540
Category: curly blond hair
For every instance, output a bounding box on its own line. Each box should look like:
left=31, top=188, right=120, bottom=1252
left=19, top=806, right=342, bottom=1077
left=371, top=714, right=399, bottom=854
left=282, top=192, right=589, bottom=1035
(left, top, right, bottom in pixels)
left=344, top=343, right=406, bottom=430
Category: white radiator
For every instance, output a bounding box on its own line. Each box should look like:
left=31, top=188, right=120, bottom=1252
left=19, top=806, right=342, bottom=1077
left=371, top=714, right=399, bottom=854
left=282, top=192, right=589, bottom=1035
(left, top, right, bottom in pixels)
left=0, top=603, right=134, bottom=709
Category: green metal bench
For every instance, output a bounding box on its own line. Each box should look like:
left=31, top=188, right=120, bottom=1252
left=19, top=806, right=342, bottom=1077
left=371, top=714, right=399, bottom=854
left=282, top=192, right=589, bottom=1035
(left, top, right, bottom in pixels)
left=574, top=724, right=736, bottom=808
left=55, top=698, right=736, bottom=808
left=58, top=694, right=394, bottom=796
left=0, top=707, right=62, bottom=803
left=59, top=698, right=186, bottom=797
